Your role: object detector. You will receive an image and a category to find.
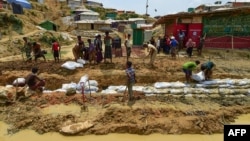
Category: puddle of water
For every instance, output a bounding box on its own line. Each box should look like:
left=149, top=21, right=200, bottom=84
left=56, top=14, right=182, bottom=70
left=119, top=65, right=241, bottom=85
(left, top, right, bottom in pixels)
left=0, top=127, right=223, bottom=141
left=1, top=108, right=249, bottom=141
left=234, top=114, right=250, bottom=124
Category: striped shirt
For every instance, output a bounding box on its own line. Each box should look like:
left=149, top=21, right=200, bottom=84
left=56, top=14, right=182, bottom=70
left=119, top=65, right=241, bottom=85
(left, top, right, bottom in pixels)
left=125, top=67, right=135, bottom=83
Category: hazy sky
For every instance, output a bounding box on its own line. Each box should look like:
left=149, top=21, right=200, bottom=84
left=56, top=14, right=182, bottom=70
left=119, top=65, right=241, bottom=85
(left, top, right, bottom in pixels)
left=93, top=0, right=245, bottom=17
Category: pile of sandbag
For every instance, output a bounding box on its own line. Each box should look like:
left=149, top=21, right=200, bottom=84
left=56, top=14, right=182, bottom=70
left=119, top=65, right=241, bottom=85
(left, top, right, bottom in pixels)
left=101, top=85, right=144, bottom=94
left=101, top=78, right=250, bottom=98
left=61, top=58, right=87, bottom=70
left=56, top=75, right=99, bottom=94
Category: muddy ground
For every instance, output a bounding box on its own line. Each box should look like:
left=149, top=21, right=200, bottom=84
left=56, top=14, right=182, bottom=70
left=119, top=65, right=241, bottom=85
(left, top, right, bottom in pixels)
left=0, top=47, right=250, bottom=136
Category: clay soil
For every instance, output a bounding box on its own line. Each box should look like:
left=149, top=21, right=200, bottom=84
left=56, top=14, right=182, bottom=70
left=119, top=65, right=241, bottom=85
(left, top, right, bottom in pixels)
left=0, top=46, right=250, bottom=136
left=1, top=0, right=250, bottom=136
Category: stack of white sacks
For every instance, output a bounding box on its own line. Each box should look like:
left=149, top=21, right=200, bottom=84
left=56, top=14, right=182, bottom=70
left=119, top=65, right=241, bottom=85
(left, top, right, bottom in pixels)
left=10, top=71, right=250, bottom=98
left=45, top=74, right=99, bottom=94
left=101, top=79, right=250, bottom=98
left=61, top=58, right=88, bottom=70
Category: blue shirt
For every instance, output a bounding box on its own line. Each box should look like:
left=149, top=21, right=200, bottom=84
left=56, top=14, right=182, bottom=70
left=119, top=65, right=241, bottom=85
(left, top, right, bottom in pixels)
left=170, top=39, right=178, bottom=47
left=125, top=68, right=135, bottom=83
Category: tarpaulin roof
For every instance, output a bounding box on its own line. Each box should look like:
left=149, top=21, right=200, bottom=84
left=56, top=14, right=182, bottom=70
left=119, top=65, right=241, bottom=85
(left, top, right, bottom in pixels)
left=154, top=6, right=250, bottom=27
left=7, top=0, right=31, bottom=9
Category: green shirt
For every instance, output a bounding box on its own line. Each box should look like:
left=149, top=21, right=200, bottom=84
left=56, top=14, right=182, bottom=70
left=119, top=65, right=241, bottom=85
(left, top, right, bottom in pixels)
left=183, top=62, right=197, bottom=70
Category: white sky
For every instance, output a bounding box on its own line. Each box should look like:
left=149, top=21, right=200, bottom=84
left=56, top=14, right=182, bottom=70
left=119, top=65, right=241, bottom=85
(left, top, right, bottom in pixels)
left=93, top=0, right=249, bottom=17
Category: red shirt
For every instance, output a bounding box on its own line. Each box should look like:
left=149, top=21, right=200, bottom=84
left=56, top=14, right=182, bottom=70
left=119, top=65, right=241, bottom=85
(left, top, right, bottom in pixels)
left=52, top=42, right=60, bottom=51
left=166, top=38, right=170, bottom=46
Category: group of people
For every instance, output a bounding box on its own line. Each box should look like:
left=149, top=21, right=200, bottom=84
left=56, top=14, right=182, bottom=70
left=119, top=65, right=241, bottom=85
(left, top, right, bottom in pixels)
left=24, top=59, right=215, bottom=100
left=72, top=31, right=114, bottom=65
left=152, top=30, right=206, bottom=59
left=23, top=37, right=62, bottom=63
left=125, top=32, right=210, bottom=101
left=23, top=37, right=47, bottom=62
left=22, top=31, right=210, bottom=101
left=125, top=59, right=216, bottom=101
left=142, top=35, right=181, bottom=66
left=182, top=60, right=216, bottom=83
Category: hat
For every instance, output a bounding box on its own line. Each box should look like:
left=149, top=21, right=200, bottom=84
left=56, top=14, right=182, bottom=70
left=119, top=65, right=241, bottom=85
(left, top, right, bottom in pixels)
left=95, top=33, right=98, bottom=37
left=170, top=36, right=175, bottom=39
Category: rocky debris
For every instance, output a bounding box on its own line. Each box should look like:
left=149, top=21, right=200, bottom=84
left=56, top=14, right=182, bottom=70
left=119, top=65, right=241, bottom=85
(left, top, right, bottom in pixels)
left=66, top=88, right=76, bottom=96
left=60, top=120, right=94, bottom=135
left=0, top=86, right=17, bottom=104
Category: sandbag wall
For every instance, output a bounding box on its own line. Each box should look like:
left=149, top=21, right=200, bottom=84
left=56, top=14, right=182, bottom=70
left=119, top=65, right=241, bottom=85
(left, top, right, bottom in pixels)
left=102, top=79, right=250, bottom=98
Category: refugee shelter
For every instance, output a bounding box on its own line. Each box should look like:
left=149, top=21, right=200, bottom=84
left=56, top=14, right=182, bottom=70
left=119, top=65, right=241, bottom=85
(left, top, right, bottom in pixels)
left=154, top=7, right=250, bottom=49
left=39, top=20, right=57, bottom=31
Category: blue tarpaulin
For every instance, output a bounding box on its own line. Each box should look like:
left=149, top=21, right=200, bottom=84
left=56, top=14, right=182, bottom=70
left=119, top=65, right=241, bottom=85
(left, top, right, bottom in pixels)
left=7, top=0, right=31, bottom=9
left=11, top=2, right=23, bottom=14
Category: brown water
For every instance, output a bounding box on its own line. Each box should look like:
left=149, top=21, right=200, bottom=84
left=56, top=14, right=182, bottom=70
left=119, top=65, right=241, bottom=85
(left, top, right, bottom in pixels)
left=1, top=104, right=249, bottom=141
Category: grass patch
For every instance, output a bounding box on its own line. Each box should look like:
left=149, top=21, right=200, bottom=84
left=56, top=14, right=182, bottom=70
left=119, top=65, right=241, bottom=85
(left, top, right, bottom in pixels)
left=45, top=51, right=67, bottom=60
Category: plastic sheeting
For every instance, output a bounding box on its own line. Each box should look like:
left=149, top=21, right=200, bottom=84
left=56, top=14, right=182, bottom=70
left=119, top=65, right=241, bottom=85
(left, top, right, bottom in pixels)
left=8, top=0, right=32, bottom=9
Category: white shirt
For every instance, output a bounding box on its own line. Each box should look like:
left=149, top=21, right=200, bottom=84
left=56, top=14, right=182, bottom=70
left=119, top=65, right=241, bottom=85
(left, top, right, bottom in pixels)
left=156, top=39, right=160, bottom=47
left=125, top=38, right=132, bottom=48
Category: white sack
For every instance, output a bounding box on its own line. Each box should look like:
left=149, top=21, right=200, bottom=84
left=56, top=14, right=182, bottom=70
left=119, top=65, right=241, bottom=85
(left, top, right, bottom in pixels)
left=43, top=90, right=53, bottom=93
left=101, top=89, right=118, bottom=94
left=238, top=79, right=250, bottom=85
left=84, top=90, right=97, bottom=94
left=85, top=80, right=98, bottom=87
left=191, top=71, right=205, bottom=82
left=142, top=86, right=156, bottom=94
left=219, top=84, right=230, bottom=88
left=5, top=85, right=13, bottom=88
left=116, top=86, right=127, bottom=93
left=216, top=79, right=231, bottom=85
left=62, top=82, right=77, bottom=90
left=61, top=61, right=83, bottom=70
left=170, top=89, right=184, bottom=94
left=154, top=82, right=171, bottom=89
left=184, top=87, right=205, bottom=94
left=12, top=78, right=26, bottom=86
left=170, top=82, right=186, bottom=88
left=84, top=85, right=99, bottom=92
left=219, top=88, right=234, bottom=95
left=201, top=80, right=218, bottom=85
left=107, top=85, right=120, bottom=91
left=203, top=88, right=219, bottom=94
left=79, top=75, right=89, bottom=83
left=133, top=86, right=145, bottom=92
left=76, top=58, right=86, bottom=64
left=154, top=88, right=170, bottom=94
left=225, top=79, right=237, bottom=85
